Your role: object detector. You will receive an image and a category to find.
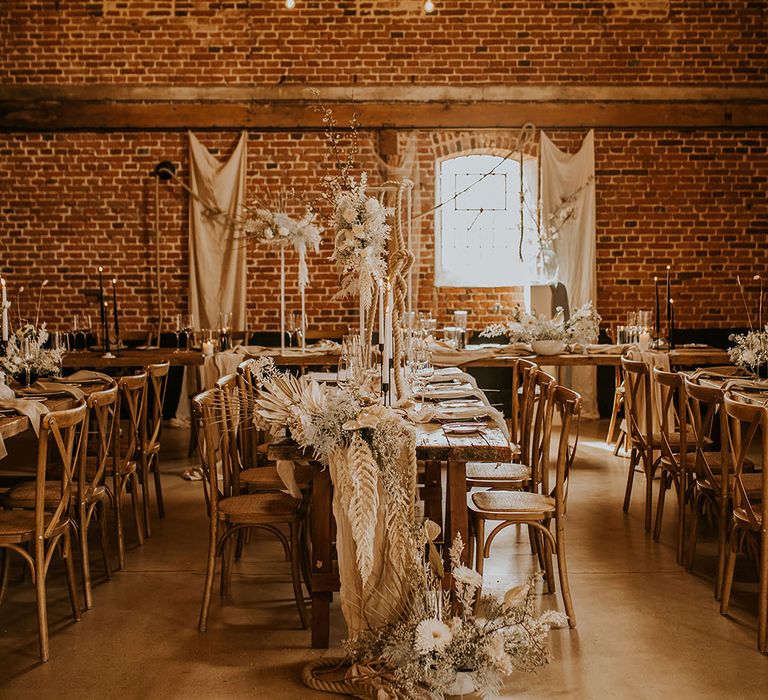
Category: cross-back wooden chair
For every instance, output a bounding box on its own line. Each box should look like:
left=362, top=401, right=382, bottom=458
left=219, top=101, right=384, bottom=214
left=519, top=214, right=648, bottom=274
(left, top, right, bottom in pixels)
left=465, top=360, right=542, bottom=490
left=112, top=373, right=147, bottom=568
left=684, top=376, right=736, bottom=597
left=469, top=384, right=582, bottom=628
left=621, top=356, right=657, bottom=531
left=235, top=361, right=313, bottom=493
left=652, top=368, right=690, bottom=562
left=0, top=386, right=117, bottom=610
left=720, top=394, right=767, bottom=654
left=78, top=383, right=118, bottom=608
left=192, top=388, right=308, bottom=632
left=0, top=403, right=87, bottom=662
left=141, top=361, right=170, bottom=536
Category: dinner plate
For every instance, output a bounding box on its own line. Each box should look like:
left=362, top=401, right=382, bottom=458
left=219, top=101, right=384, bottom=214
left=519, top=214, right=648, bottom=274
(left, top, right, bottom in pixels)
left=51, top=377, right=103, bottom=386
left=443, top=424, right=482, bottom=435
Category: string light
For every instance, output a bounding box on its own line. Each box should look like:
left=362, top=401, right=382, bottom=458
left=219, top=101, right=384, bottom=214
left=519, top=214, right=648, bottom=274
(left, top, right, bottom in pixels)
left=285, top=0, right=295, bottom=8
left=424, top=0, right=435, bottom=12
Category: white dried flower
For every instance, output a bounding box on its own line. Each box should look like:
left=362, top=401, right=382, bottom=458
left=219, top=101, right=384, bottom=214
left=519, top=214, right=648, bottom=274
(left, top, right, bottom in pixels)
left=341, top=206, right=357, bottom=224
left=415, top=618, right=453, bottom=655
left=453, top=565, right=483, bottom=589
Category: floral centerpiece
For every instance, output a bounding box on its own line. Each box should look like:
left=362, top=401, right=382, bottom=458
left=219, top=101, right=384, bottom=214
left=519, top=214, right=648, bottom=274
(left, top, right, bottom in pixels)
left=239, top=201, right=322, bottom=289
left=481, top=301, right=601, bottom=354
left=0, top=323, right=63, bottom=384
left=728, top=325, right=768, bottom=376
left=247, top=359, right=562, bottom=697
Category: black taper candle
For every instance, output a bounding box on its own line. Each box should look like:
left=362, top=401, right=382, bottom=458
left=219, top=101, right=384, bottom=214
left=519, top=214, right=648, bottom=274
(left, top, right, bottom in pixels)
left=654, top=276, right=661, bottom=337
left=98, top=266, right=107, bottom=352
left=103, top=300, right=111, bottom=354
left=112, top=277, right=120, bottom=352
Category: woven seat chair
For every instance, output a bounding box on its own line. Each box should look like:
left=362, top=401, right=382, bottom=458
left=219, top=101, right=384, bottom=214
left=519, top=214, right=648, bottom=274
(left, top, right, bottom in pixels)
left=0, top=403, right=87, bottom=662
left=720, top=394, right=767, bottom=654
left=621, top=357, right=695, bottom=532
left=193, top=388, right=308, bottom=631
left=235, top=361, right=313, bottom=492
left=652, top=368, right=692, bottom=561
left=683, top=377, right=761, bottom=598
left=1, top=385, right=117, bottom=609
left=140, top=361, right=170, bottom=536
left=469, top=384, right=582, bottom=628
left=465, top=359, right=538, bottom=490
left=110, top=373, right=148, bottom=568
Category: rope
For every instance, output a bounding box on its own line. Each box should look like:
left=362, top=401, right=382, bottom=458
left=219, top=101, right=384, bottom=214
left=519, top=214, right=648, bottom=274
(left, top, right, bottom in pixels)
left=301, top=658, right=369, bottom=697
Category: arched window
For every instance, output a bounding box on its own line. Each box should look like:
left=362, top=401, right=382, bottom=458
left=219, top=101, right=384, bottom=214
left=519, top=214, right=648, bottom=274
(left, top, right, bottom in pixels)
left=435, top=153, right=539, bottom=287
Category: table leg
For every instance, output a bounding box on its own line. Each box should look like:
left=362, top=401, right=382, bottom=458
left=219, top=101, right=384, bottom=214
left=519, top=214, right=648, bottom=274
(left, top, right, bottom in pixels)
left=310, top=464, right=333, bottom=649
left=445, top=460, right=469, bottom=569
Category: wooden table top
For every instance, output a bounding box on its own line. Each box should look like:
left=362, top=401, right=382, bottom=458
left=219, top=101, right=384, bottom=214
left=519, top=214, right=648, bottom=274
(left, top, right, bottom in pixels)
left=0, top=382, right=109, bottom=441
left=62, top=349, right=204, bottom=368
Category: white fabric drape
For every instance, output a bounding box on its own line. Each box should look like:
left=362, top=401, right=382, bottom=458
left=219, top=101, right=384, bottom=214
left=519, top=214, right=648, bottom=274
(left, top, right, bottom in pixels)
left=541, top=130, right=598, bottom=418
left=188, top=131, right=248, bottom=330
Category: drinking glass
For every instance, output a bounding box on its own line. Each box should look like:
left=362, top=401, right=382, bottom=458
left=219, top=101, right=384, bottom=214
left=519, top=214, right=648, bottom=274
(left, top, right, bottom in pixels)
left=173, top=313, right=183, bottom=352
left=337, top=352, right=352, bottom=389
left=182, top=313, right=195, bottom=350
left=82, top=314, right=93, bottom=350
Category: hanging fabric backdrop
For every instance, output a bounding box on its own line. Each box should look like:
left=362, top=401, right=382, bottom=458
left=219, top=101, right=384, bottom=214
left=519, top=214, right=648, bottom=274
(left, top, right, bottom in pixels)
left=541, top=130, right=598, bottom=418
left=188, top=131, right=248, bottom=330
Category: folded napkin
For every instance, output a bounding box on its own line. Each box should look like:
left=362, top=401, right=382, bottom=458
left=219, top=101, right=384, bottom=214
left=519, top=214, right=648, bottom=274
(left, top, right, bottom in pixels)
left=33, top=380, right=86, bottom=401
left=305, top=339, right=341, bottom=351
left=586, top=343, right=628, bottom=354
left=0, top=382, right=51, bottom=460
left=234, top=345, right=275, bottom=356
left=65, top=370, right=115, bottom=384
left=404, top=399, right=510, bottom=441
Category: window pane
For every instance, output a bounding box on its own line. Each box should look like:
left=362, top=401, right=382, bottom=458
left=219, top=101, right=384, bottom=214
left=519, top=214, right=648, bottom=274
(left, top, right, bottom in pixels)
left=436, top=154, right=538, bottom=288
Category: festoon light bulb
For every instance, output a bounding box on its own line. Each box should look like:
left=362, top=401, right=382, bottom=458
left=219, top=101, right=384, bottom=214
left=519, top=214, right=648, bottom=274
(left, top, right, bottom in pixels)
left=424, top=0, right=435, bottom=12
left=285, top=0, right=295, bottom=8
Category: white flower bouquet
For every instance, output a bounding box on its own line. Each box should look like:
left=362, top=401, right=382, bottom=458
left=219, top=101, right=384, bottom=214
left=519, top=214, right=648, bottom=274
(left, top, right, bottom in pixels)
left=481, top=302, right=601, bottom=346
left=331, top=172, right=391, bottom=310
left=344, top=531, right=564, bottom=698
left=0, top=323, right=64, bottom=382
left=728, top=325, right=768, bottom=374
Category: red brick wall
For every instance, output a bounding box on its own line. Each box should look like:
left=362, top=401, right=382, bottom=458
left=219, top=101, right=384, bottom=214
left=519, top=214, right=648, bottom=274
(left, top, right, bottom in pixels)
left=1, top=1, right=765, bottom=86
left=0, top=2, right=766, bottom=336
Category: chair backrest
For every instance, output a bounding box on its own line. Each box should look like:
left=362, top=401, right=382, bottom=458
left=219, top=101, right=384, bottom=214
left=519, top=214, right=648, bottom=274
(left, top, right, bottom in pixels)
left=621, top=356, right=653, bottom=452
left=117, top=373, right=147, bottom=468
left=35, top=403, right=88, bottom=540
left=510, top=358, right=537, bottom=447
left=237, top=358, right=269, bottom=469
left=525, top=369, right=556, bottom=492
left=684, top=376, right=729, bottom=494
left=216, top=373, right=243, bottom=493
left=82, top=383, right=119, bottom=502
left=193, top=388, right=236, bottom=517
left=653, top=367, right=686, bottom=471
left=144, top=361, right=170, bottom=454
left=723, top=393, right=768, bottom=530
left=544, top=384, right=582, bottom=517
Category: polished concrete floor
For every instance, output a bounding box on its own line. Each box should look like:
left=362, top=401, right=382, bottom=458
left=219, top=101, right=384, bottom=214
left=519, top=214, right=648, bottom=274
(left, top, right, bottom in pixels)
left=0, top=421, right=766, bottom=699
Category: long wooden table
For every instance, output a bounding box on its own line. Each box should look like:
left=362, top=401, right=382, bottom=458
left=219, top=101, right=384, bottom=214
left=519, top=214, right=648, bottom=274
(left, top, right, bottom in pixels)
left=269, top=418, right=511, bottom=649
left=62, top=349, right=204, bottom=368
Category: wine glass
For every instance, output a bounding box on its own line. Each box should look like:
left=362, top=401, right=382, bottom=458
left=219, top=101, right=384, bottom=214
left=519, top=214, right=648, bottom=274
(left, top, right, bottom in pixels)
left=82, top=314, right=93, bottom=350
left=182, top=313, right=195, bottom=350
left=22, top=337, right=33, bottom=387
left=173, top=313, right=183, bottom=352
left=71, top=314, right=82, bottom=351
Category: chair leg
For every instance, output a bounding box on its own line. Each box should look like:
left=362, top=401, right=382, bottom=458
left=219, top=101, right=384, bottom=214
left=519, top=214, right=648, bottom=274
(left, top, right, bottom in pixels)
left=541, top=525, right=556, bottom=595
left=644, top=454, right=655, bottom=533
left=606, top=396, right=621, bottom=445
left=113, top=477, right=126, bottom=570
left=289, top=522, right=309, bottom=629
left=623, top=449, right=637, bottom=513
left=720, top=525, right=739, bottom=616
left=0, top=548, right=10, bottom=606
left=153, top=457, right=166, bottom=519
left=98, top=500, right=113, bottom=582
left=35, top=541, right=49, bottom=663
left=63, top=529, right=81, bottom=622
left=78, top=503, right=93, bottom=611
left=758, top=533, right=767, bottom=654
left=686, top=492, right=703, bottom=573
left=141, top=458, right=152, bottom=538
left=676, top=471, right=687, bottom=566
left=715, top=498, right=730, bottom=601
left=653, top=470, right=669, bottom=541
left=199, top=519, right=218, bottom=632
left=555, top=518, right=576, bottom=628
left=475, top=517, right=486, bottom=576
left=129, top=472, right=145, bottom=546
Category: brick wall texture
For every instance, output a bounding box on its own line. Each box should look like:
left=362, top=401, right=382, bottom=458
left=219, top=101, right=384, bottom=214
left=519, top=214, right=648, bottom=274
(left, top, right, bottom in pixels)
left=1, top=2, right=766, bottom=335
